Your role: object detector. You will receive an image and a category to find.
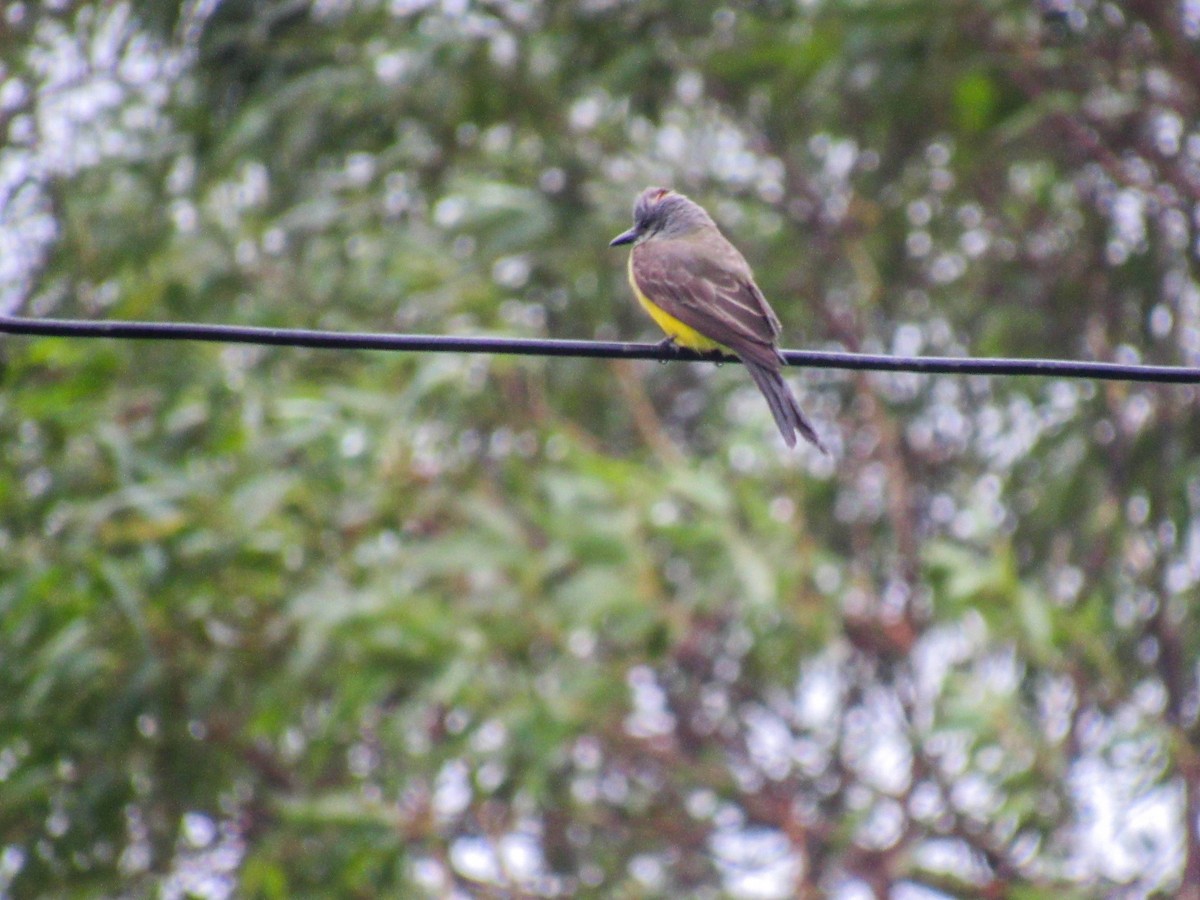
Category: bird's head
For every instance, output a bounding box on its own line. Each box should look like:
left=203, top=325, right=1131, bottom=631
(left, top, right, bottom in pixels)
left=609, top=187, right=715, bottom=247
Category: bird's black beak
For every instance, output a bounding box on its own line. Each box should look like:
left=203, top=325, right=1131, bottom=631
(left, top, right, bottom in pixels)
left=609, top=226, right=639, bottom=247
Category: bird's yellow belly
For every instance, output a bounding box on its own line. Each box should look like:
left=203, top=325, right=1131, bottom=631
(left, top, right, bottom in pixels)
left=628, top=254, right=723, bottom=352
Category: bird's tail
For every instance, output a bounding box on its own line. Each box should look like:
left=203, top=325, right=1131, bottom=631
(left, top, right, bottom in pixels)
left=743, top=359, right=826, bottom=453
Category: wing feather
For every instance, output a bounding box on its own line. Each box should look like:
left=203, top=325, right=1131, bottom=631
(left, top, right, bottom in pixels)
left=629, top=229, right=826, bottom=451
left=632, top=234, right=783, bottom=368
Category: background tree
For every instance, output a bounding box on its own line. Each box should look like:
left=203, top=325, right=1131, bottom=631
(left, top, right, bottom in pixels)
left=2, top=0, right=1199, bottom=896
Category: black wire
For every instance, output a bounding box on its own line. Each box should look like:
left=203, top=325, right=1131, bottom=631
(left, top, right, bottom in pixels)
left=2, top=314, right=1198, bottom=383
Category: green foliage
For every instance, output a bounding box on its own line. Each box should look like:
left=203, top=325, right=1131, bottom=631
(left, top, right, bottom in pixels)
left=2, top=0, right=1199, bottom=897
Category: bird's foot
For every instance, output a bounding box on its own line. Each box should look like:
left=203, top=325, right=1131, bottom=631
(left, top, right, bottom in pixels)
left=656, top=336, right=682, bottom=362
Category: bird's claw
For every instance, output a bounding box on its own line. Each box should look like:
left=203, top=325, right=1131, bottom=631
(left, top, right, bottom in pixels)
left=657, top=336, right=682, bottom=358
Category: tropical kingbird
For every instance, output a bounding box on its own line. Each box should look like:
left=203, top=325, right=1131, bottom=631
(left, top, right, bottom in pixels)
left=610, top=187, right=826, bottom=452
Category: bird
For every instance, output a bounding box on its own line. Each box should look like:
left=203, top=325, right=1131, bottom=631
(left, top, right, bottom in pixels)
left=610, top=187, right=826, bottom=452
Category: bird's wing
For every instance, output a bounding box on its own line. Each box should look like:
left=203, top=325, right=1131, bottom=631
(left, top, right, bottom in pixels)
left=632, top=233, right=784, bottom=368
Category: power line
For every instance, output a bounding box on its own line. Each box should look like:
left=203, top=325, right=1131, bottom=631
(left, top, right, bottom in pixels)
left=2, top=314, right=1198, bottom=384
